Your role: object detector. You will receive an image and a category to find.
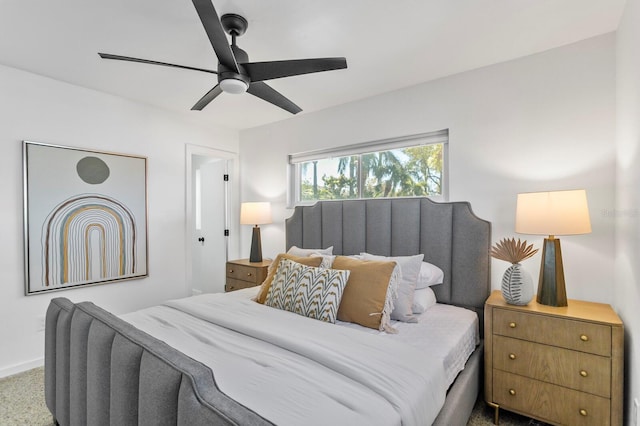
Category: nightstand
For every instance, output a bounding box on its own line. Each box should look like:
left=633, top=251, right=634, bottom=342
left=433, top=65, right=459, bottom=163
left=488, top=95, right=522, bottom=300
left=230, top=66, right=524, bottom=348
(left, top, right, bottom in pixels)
left=225, top=258, right=271, bottom=292
left=484, top=290, right=623, bottom=426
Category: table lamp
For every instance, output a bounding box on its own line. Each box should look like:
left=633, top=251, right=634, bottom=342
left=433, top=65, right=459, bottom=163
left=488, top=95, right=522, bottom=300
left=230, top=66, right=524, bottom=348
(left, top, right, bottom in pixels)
left=240, top=202, right=272, bottom=263
left=515, top=189, right=591, bottom=307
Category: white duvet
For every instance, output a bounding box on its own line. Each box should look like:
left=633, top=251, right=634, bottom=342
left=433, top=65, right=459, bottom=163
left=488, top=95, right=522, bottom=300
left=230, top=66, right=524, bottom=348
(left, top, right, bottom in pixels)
left=122, top=291, right=453, bottom=426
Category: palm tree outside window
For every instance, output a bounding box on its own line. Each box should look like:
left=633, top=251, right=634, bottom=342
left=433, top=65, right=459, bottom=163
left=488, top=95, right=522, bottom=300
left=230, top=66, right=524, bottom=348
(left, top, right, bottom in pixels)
left=289, top=130, right=448, bottom=205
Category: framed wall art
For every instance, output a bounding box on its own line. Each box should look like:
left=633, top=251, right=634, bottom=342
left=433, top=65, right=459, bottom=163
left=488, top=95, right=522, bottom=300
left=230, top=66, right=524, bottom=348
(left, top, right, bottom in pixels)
left=23, top=141, right=148, bottom=295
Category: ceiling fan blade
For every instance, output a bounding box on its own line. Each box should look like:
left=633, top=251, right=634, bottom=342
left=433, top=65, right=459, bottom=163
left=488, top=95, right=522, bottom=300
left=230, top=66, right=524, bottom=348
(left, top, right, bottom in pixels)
left=243, top=57, right=347, bottom=82
left=191, top=0, right=238, bottom=73
left=247, top=81, right=302, bottom=114
left=98, top=53, right=217, bottom=74
left=191, top=85, right=223, bottom=111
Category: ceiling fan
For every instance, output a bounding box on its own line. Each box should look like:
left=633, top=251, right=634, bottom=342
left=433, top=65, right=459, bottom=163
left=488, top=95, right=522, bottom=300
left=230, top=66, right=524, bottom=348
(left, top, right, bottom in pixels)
left=98, top=0, right=347, bottom=114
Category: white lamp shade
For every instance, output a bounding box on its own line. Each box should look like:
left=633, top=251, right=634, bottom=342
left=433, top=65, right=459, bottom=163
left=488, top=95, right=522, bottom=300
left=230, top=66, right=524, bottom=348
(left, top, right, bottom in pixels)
left=515, top=189, right=591, bottom=236
left=240, top=202, right=272, bottom=225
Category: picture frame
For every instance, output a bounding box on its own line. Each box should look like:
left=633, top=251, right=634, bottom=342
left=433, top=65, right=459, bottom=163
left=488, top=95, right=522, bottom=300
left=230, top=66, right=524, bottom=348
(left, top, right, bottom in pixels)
left=23, top=141, right=148, bottom=295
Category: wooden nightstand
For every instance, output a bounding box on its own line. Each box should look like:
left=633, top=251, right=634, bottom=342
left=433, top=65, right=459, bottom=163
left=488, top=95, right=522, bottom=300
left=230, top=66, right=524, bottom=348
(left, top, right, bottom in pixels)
left=484, top=290, right=623, bottom=426
left=225, top=259, right=271, bottom=292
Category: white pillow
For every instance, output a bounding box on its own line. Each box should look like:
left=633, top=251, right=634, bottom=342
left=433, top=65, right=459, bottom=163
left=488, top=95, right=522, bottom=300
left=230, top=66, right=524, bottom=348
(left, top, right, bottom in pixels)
left=287, top=245, right=333, bottom=257
left=412, top=287, right=437, bottom=314
left=310, top=254, right=336, bottom=268
left=416, top=262, right=445, bottom=289
left=360, top=253, right=424, bottom=323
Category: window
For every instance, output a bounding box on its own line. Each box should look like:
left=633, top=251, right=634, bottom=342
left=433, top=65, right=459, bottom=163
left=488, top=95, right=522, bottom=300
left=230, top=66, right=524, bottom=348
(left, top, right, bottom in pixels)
left=288, top=130, right=448, bottom=206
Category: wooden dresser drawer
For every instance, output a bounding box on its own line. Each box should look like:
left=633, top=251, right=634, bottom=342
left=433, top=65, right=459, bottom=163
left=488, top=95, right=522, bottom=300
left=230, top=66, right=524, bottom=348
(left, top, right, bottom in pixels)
left=227, top=263, right=261, bottom=283
left=493, top=308, right=612, bottom=356
left=225, top=259, right=271, bottom=293
left=493, top=335, right=611, bottom=398
left=493, top=370, right=610, bottom=426
left=225, top=278, right=259, bottom=292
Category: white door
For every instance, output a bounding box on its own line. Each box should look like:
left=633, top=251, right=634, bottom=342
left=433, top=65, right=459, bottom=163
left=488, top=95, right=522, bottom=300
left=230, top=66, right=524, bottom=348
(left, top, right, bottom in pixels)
left=187, top=146, right=237, bottom=295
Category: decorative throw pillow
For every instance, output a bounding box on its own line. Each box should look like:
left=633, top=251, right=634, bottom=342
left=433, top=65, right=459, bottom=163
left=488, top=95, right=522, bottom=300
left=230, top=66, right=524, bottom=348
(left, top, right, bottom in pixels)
left=412, top=287, right=438, bottom=314
left=416, top=262, right=445, bottom=289
left=361, top=253, right=424, bottom=323
left=286, top=245, right=334, bottom=257
left=255, top=253, right=323, bottom=304
left=264, top=259, right=349, bottom=323
left=331, top=256, right=398, bottom=332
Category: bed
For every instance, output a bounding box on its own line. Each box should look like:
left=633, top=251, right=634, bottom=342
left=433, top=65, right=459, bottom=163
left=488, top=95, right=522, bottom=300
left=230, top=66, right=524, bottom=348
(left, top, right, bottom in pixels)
left=45, top=197, right=491, bottom=426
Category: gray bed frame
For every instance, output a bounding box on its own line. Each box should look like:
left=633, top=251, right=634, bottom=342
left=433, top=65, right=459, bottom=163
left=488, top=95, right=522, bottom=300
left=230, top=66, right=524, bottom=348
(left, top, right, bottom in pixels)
left=45, top=197, right=490, bottom=426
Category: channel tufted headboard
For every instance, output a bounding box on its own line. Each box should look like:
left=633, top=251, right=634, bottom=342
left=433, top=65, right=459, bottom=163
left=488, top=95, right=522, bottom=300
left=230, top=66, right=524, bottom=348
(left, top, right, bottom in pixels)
left=285, top=197, right=491, bottom=333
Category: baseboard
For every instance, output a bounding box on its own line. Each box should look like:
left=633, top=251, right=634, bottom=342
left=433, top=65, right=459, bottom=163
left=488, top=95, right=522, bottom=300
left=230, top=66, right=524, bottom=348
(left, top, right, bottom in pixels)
left=0, top=357, right=44, bottom=379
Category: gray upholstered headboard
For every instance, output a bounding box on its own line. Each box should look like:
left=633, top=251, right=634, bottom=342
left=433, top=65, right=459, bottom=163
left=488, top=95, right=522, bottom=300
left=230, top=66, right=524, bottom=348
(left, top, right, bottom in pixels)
left=285, top=197, right=491, bottom=333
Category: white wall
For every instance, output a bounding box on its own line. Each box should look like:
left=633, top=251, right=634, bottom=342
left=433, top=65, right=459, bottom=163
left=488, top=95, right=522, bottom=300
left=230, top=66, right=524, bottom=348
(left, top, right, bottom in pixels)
left=0, top=64, right=239, bottom=377
left=240, top=34, right=616, bottom=306
left=616, top=0, right=640, bottom=422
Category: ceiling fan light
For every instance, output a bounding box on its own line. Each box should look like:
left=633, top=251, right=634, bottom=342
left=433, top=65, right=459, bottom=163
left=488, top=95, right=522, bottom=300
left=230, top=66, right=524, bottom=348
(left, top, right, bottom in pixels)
left=220, top=78, right=249, bottom=94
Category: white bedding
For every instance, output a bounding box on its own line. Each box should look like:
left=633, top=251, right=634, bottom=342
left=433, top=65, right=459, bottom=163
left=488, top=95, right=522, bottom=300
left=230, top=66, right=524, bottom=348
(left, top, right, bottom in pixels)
left=235, top=286, right=479, bottom=386
left=336, top=302, right=479, bottom=386
left=122, top=287, right=478, bottom=426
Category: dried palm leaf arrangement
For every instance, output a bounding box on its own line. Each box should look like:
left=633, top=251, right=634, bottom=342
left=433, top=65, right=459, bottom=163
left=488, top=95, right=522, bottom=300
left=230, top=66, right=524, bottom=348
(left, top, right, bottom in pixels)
left=491, top=238, right=538, bottom=264
left=491, top=238, right=538, bottom=305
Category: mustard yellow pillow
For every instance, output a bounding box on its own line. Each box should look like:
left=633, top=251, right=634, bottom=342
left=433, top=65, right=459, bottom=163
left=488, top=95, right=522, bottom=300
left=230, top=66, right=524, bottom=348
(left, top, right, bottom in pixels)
left=332, top=256, right=397, bottom=331
left=255, top=253, right=323, bottom=304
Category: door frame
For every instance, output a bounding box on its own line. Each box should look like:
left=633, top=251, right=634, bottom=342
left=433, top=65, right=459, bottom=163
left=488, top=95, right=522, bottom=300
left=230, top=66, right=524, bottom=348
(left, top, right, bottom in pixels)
left=185, top=144, right=239, bottom=294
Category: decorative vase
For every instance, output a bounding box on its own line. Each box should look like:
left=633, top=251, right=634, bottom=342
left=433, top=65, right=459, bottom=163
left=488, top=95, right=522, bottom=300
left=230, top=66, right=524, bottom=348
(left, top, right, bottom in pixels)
left=501, top=263, right=534, bottom=305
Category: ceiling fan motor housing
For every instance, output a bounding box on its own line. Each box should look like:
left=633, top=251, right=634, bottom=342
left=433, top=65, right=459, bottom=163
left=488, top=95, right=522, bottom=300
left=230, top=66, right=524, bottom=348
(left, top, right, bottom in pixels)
left=218, top=44, right=250, bottom=93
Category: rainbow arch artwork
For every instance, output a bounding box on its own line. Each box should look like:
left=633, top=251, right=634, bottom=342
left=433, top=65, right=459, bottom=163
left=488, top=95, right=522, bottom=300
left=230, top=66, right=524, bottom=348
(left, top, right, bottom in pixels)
left=42, top=195, right=137, bottom=286
left=23, top=142, right=147, bottom=295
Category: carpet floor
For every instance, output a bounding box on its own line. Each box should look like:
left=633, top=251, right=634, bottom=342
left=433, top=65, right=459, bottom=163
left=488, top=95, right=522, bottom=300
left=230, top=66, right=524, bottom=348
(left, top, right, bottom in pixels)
left=0, top=367, right=538, bottom=425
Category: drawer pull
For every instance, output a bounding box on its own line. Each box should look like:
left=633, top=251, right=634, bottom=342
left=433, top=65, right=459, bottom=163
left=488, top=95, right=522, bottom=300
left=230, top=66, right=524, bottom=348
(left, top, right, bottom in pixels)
left=580, top=334, right=589, bottom=342
left=509, top=353, right=516, bottom=360
left=229, top=269, right=234, bottom=273
left=579, top=409, right=588, bottom=417
left=508, top=389, right=516, bottom=396
left=580, top=370, right=588, bottom=377
left=247, top=272, right=253, bottom=277
left=509, top=322, right=516, bottom=328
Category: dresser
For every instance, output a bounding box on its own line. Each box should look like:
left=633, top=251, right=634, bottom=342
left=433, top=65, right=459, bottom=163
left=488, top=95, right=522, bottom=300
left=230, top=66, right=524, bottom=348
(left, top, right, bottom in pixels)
left=225, top=258, right=271, bottom=292
left=484, top=290, right=623, bottom=426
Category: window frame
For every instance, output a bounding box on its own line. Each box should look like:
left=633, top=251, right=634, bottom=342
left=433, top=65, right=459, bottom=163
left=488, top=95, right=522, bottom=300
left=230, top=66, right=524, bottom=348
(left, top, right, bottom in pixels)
left=287, top=130, right=449, bottom=207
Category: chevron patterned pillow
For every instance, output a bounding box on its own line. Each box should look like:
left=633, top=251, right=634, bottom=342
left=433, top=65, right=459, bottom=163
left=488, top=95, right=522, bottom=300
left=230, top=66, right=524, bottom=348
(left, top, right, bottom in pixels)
left=265, top=259, right=350, bottom=323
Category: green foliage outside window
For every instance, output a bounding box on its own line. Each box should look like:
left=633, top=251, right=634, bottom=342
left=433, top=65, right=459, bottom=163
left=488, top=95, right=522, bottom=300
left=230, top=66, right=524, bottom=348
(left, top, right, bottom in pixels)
left=299, top=144, right=443, bottom=202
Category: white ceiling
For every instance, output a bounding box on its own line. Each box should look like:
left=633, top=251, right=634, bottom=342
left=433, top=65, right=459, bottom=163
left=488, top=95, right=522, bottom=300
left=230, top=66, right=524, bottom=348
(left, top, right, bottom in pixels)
left=0, top=0, right=626, bottom=130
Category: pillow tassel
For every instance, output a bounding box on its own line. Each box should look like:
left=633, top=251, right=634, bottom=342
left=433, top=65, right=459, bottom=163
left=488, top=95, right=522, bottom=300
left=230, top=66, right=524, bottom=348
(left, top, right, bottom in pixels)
left=378, top=265, right=399, bottom=333
left=381, top=323, right=399, bottom=334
